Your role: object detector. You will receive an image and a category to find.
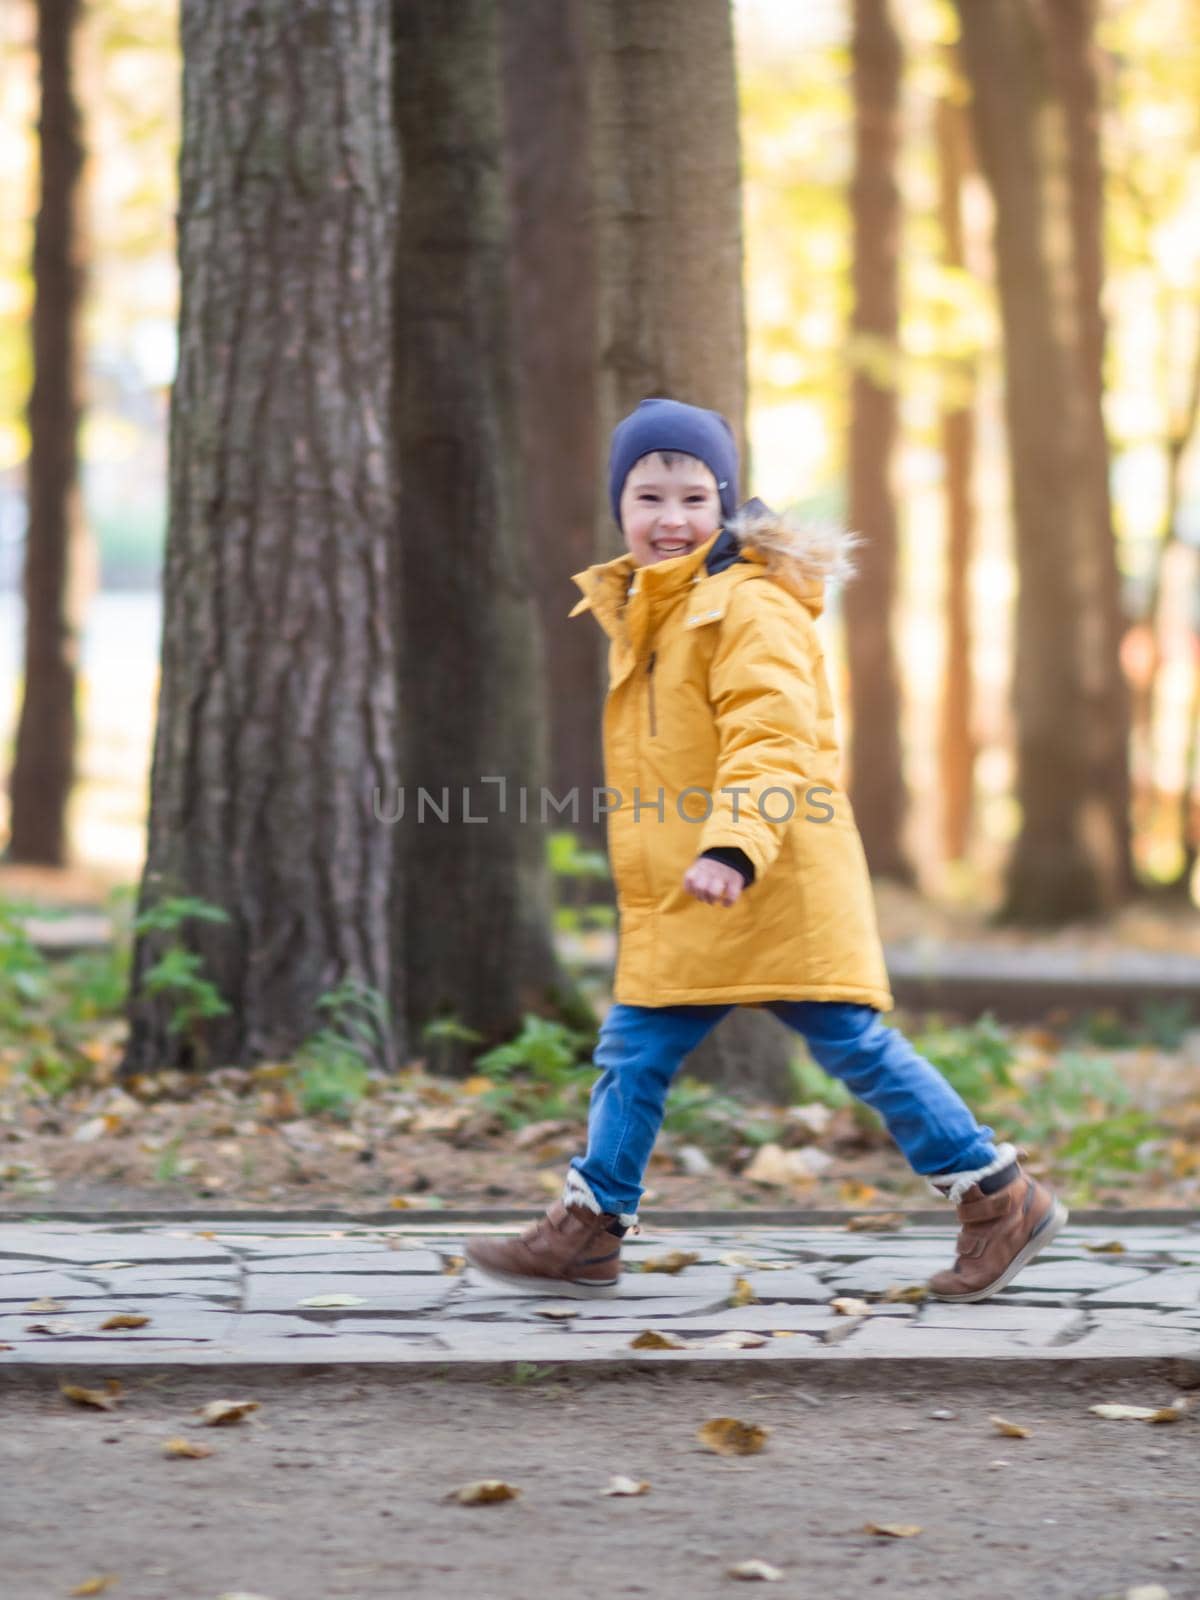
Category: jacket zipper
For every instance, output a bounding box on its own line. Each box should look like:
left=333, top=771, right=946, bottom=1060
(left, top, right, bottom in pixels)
left=647, top=651, right=658, bottom=737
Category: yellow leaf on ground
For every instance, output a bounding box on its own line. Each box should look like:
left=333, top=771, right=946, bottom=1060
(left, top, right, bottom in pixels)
left=838, top=1181, right=879, bottom=1205
left=442, top=1256, right=466, bottom=1275
left=60, top=1380, right=123, bottom=1411
left=730, top=1277, right=758, bottom=1307
left=100, top=1314, right=150, bottom=1330
left=865, top=1523, right=922, bottom=1538
left=882, top=1283, right=929, bottom=1303
left=461, top=1075, right=495, bottom=1096
left=728, top=1559, right=784, bottom=1581
left=162, top=1437, right=214, bottom=1458
left=845, top=1213, right=906, bottom=1232
left=830, top=1297, right=871, bottom=1317
left=601, top=1475, right=650, bottom=1496
left=696, top=1417, right=769, bottom=1456
left=25, top=1296, right=66, bottom=1313
left=452, top=1479, right=520, bottom=1505
left=631, top=1329, right=690, bottom=1350
left=195, top=1399, right=260, bottom=1426
left=1083, top=1240, right=1126, bottom=1254
left=718, top=1253, right=788, bottom=1271
left=389, top=1196, right=412, bottom=1209
left=69, top=1576, right=119, bottom=1595
left=1089, top=1403, right=1168, bottom=1421
left=989, top=1416, right=1031, bottom=1438
left=638, top=1251, right=700, bottom=1275
left=536, top=1171, right=563, bottom=1194
left=298, top=1294, right=366, bottom=1307
left=534, top=1306, right=578, bottom=1320
left=706, top=1331, right=769, bottom=1349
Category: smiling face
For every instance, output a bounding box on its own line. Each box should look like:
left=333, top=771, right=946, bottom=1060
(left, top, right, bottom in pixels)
left=618, top=453, right=722, bottom=567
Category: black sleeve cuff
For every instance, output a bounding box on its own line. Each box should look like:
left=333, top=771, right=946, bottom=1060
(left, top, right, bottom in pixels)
left=699, top=847, right=756, bottom=886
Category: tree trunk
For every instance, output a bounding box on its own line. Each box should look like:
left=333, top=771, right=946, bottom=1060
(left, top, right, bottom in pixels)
left=8, top=0, right=87, bottom=867
left=584, top=1, right=792, bottom=1099
left=844, top=0, right=913, bottom=884
left=499, top=0, right=605, bottom=840
left=935, top=84, right=978, bottom=865
left=123, top=0, right=402, bottom=1076
left=956, top=0, right=1129, bottom=924
left=394, top=0, right=563, bottom=1062
left=585, top=0, right=748, bottom=537
left=1043, top=0, right=1134, bottom=900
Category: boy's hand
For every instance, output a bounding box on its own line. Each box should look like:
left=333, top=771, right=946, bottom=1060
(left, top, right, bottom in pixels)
left=683, top=857, right=745, bottom=907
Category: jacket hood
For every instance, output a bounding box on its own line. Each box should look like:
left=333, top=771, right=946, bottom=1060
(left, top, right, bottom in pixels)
left=719, top=497, right=861, bottom=617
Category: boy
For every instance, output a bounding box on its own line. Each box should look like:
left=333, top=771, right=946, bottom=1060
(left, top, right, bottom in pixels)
left=465, top=397, right=1066, bottom=1301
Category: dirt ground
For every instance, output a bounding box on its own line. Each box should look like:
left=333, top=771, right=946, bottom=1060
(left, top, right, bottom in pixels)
left=1, top=1369, right=1197, bottom=1600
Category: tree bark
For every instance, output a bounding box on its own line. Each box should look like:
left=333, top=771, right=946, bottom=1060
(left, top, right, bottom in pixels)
left=956, top=0, right=1130, bottom=923
left=8, top=0, right=87, bottom=867
left=585, top=0, right=748, bottom=540
left=393, top=0, right=563, bottom=1061
left=500, top=0, right=605, bottom=838
left=123, top=0, right=402, bottom=1075
left=935, top=84, right=978, bottom=865
left=844, top=0, right=913, bottom=884
left=584, top=1, right=793, bottom=1099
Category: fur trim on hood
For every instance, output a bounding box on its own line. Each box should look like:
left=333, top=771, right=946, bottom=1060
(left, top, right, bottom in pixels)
left=727, top=498, right=862, bottom=592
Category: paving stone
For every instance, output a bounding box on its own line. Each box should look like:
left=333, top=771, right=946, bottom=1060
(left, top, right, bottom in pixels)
left=1085, top=1271, right=1200, bottom=1307
left=822, top=1258, right=949, bottom=1294
left=1059, top=1322, right=1200, bottom=1358
left=0, top=1270, right=101, bottom=1301
left=242, top=1273, right=456, bottom=1315
left=244, top=1250, right=445, bottom=1275
left=989, top=1260, right=1149, bottom=1293
left=0, top=1230, right=233, bottom=1265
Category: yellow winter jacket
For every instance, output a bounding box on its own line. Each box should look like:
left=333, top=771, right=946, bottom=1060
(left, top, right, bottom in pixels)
left=569, top=504, right=893, bottom=1011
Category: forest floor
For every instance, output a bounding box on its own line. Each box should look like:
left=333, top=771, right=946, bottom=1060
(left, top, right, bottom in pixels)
left=2, top=1369, right=1197, bottom=1600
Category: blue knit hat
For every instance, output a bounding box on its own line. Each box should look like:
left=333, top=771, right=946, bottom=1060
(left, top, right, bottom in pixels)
left=608, top=398, right=740, bottom=527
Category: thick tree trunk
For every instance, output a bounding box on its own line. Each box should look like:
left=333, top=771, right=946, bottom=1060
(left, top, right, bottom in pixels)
left=1043, top=0, right=1134, bottom=900
left=586, top=0, right=748, bottom=539
left=935, top=86, right=978, bottom=866
left=500, top=0, right=605, bottom=839
left=584, top=1, right=792, bottom=1099
left=844, top=0, right=913, bottom=884
left=123, top=0, right=401, bottom=1075
left=956, top=0, right=1129, bottom=924
left=394, top=0, right=563, bottom=1060
left=8, top=0, right=86, bottom=867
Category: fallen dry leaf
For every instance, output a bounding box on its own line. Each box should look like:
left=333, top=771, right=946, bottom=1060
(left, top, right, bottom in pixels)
left=637, top=1250, right=700, bottom=1275
left=26, top=1318, right=79, bottom=1335
left=162, top=1437, right=214, bottom=1458
left=864, top=1522, right=922, bottom=1539
left=1083, top=1239, right=1126, bottom=1254
left=60, top=1380, right=123, bottom=1411
left=0, top=1343, right=13, bottom=1351
left=534, top=1306, right=578, bottom=1320
left=730, top=1276, right=758, bottom=1307
left=100, top=1314, right=150, bottom=1330
left=195, top=1399, right=260, bottom=1426
left=25, top=1296, right=67, bottom=1313
left=727, top=1559, right=783, bottom=1581
left=845, top=1213, right=906, bottom=1233
left=696, top=1417, right=769, bottom=1456
left=770, top=1330, right=799, bottom=1339
left=706, top=1331, right=769, bottom=1350
left=601, top=1475, right=650, bottom=1496
left=452, top=1479, right=520, bottom=1505
left=630, top=1329, right=690, bottom=1350
left=882, top=1283, right=929, bottom=1304
left=989, top=1416, right=1031, bottom=1438
left=442, top=1256, right=466, bottom=1276
left=1123, top=1586, right=1171, bottom=1600
left=69, top=1576, right=119, bottom=1595
left=1089, top=1401, right=1188, bottom=1422
left=297, top=1294, right=367, bottom=1308
left=830, top=1297, right=871, bottom=1317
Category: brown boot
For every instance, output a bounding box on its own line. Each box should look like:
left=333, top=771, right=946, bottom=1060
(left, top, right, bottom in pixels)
left=464, top=1199, right=625, bottom=1297
left=928, top=1167, right=1068, bottom=1303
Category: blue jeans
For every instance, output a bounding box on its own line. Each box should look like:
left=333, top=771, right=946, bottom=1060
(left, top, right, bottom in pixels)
left=568, top=1001, right=998, bottom=1216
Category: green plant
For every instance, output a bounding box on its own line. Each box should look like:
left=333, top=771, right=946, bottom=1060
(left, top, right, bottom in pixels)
left=548, top=830, right=614, bottom=935
left=908, top=1013, right=1015, bottom=1114
left=134, top=896, right=232, bottom=1056
left=290, top=979, right=391, bottom=1121
left=474, top=1013, right=594, bottom=1126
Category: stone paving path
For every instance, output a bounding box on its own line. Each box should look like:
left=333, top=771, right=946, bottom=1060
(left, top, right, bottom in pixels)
left=1, top=1215, right=1198, bottom=1375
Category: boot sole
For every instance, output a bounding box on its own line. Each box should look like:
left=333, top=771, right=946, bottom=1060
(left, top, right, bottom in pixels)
left=929, top=1199, right=1069, bottom=1303
left=465, top=1257, right=620, bottom=1298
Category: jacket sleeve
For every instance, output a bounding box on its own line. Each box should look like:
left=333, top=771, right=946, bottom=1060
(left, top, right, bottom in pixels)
left=696, top=579, right=821, bottom=883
